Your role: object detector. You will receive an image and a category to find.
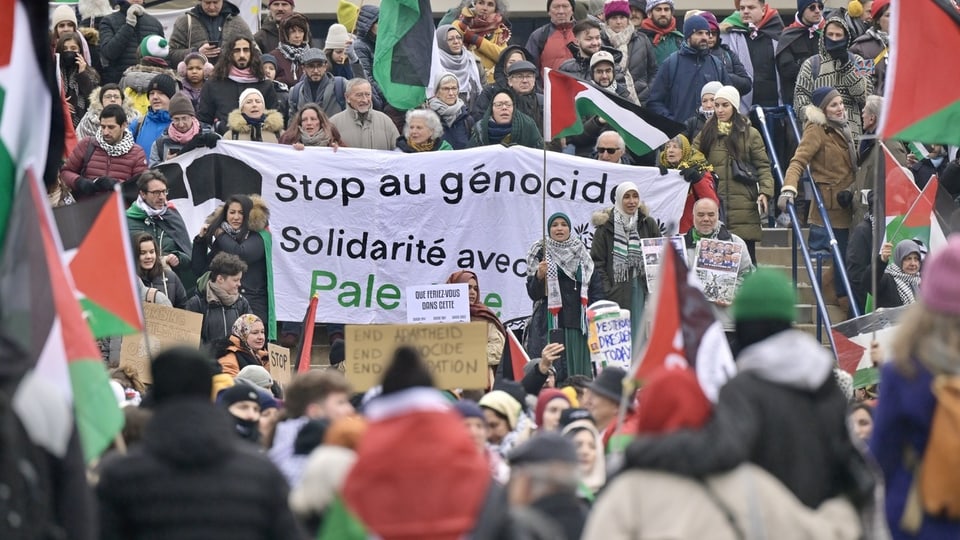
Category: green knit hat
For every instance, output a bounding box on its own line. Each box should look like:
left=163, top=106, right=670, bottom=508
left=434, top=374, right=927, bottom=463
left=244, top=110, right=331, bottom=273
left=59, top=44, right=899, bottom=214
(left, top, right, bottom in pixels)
left=731, top=268, right=797, bottom=323
left=139, top=35, right=169, bottom=59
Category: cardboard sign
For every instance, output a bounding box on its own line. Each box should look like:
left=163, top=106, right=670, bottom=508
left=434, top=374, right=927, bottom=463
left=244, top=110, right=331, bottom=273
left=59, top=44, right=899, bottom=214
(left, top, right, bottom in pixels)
left=344, top=322, right=488, bottom=391
left=267, top=343, right=292, bottom=387
left=119, top=304, right=203, bottom=384
left=405, top=284, right=470, bottom=324
left=587, top=301, right=632, bottom=372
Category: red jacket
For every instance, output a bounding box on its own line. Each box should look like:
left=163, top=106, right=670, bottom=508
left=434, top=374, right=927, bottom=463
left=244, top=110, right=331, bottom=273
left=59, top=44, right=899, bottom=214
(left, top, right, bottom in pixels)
left=680, top=172, right=720, bottom=234
left=60, top=136, right=147, bottom=193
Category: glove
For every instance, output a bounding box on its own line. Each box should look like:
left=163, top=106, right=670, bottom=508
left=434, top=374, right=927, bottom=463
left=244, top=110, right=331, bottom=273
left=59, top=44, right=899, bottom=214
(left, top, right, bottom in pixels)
left=680, top=167, right=701, bottom=183
left=126, top=4, right=145, bottom=25
left=462, top=30, right=482, bottom=47
left=777, top=190, right=795, bottom=212
left=94, top=177, right=119, bottom=191
left=658, top=165, right=669, bottom=176
left=180, top=132, right=219, bottom=153
left=74, top=177, right=98, bottom=196
left=836, top=190, right=853, bottom=209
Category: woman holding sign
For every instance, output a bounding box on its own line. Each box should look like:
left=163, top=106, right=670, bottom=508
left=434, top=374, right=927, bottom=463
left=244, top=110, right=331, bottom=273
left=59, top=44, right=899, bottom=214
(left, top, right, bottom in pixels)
left=526, top=213, right=603, bottom=380
left=214, top=314, right=269, bottom=377
left=446, top=270, right=507, bottom=389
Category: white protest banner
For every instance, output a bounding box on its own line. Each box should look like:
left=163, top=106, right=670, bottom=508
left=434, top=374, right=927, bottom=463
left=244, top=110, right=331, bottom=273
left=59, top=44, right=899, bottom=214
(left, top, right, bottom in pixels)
left=267, top=343, right=292, bottom=387
left=406, top=283, right=469, bottom=323
left=158, top=142, right=689, bottom=324
left=119, top=304, right=202, bottom=384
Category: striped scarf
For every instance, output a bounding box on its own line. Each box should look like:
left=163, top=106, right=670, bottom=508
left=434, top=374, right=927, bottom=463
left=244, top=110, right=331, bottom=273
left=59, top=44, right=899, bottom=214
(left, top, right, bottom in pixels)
left=612, top=209, right=642, bottom=283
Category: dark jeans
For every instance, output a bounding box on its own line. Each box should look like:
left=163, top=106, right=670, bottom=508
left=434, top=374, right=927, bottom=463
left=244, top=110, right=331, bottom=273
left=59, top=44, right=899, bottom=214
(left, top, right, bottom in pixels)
left=808, top=224, right=850, bottom=298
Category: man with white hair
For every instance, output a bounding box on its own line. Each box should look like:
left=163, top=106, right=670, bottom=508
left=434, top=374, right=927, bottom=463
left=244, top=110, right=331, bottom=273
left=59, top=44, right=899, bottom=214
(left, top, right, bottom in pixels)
left=329, top=78, right=399, bottom=150
left=595, top=131, right=629, bottom=164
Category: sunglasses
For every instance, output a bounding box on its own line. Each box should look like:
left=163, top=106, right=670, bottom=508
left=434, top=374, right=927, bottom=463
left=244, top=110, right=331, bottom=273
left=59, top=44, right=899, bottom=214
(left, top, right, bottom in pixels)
left=596, top=147, right=619, bottom=154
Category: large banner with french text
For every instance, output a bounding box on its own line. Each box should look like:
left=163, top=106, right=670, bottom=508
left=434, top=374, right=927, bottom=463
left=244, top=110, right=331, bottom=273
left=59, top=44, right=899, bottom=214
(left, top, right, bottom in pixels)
left=157, top=141, right=689, bottom=323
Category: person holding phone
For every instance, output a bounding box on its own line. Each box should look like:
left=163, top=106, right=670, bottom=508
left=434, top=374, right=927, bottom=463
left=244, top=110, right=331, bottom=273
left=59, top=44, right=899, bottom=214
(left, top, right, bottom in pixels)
left=167, top=0, right=253, bottom=65
left=526, top=212, right=603, bottom=380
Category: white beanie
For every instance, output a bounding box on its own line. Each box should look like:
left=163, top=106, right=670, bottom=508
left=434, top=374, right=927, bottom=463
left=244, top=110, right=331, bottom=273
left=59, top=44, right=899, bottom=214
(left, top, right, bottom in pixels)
left=51, top=5, right=78, bottom=30
left=701, top=81, right=723, bottom=100
left=324, top=24, right=350, bottom=51
left=238, top=88, right=265, bottom=107
left=714, top=85, right=741, bottom=112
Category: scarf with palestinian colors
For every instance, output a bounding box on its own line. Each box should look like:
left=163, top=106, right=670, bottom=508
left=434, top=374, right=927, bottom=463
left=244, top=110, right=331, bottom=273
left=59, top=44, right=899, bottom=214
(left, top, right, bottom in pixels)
left=526, top=212, right=594, bottom=333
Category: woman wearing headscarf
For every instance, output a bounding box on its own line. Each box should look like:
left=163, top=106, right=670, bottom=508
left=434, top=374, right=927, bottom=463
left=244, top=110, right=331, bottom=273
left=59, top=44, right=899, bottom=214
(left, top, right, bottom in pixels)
left=526, top=212, right=603, bottom=379
left=659, top=134, right=719, bottom=234
left=874, top=239, right=923, bottom=308
left=446, top=270, right=507, bottom=388
left=779, top=86, right=857, bottom=304
left=449, top=0, right=512, bottom=84
left=561, top=414, right=606, bottom=499
left=215, top=314, right=269, bottom=377
left=193, top=194, right=273, bottom=333
left=427, top=74, right=476, bottom=150
left=590, top=182, right=661, bottom=337
left=468, top=89, right=543, bottom=149
left=396, top=109, right=452, bottom=153
left=433, top=25, right=484, bottom=108
left=280, top=103, right=343, bottom=150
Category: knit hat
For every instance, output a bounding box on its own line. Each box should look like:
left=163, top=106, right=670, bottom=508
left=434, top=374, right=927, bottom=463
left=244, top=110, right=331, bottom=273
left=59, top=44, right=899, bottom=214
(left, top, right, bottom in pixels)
left=701, top=80, right=723, bottom=99
left=301, top=47, right=328, bottom=65
left=699, top=11, right=720, bottom=32
left=508, top=432, right=578, bottom=466
left=51, top=5, right=78, bottom=30
left=797, top=0, right=822, bottom=14
left=139, top=35, right=169, bottom=60
left=168, top=93, right=195, bottom=117
left=547, top=0, right=576, bottom=12
left=683, top=15, right=710, bottom=40
left=238, top=88, right=265, bottom=107
left=381, top=346, right=434, bottom=395
left=714, top=85, right=741, bottom=112
left=559, top=386, right=580, bottom=407
left=894, top=239, right=923, bottom=267
left=636, top=367, right=712, bottom=434
left=479, top=390, right=522, bottom=430
left=235, top=365, right=273, bottom=389
left=589, top=50, right=616, bottom=70
left=604, top=0, right=631, bottom=19
left=146, top=73, right=177, bottom=101
left=870, top=0, right=890, bottom=20
left=645, top=0, right=674, bottom=15
left=324, top=24, right=350, bottom=50
left=217, top=384, right=261, bottom=408
left=506, top=60, right=537, bottom=75
left=629, top=0, right=646, bottom=12
left=586, top=366, right=627, bottom=404
left=919, top=236, right=960, bottom=315
left=534, top=389, right=572, bottom=427
left=151, top=347, right=214, bottom=405
left=270, top=0, right=295, bottom=5
left=337, top=0, right=360, bottom=33
left=811, top=86, right=840, bottom=110
left=731, top=268, right=797, bottom=322
left=453, top=399, right=485, bottom=420
left=261, top=53, right=279, bottom=68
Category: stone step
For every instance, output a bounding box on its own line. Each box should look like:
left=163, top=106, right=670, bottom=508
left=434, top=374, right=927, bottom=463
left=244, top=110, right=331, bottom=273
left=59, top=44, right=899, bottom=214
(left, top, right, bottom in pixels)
left=755, top=246, right=836, bottom=268
left=761, top=226, right=810, bottom=247
left=795, top=303, right=848, bottom=325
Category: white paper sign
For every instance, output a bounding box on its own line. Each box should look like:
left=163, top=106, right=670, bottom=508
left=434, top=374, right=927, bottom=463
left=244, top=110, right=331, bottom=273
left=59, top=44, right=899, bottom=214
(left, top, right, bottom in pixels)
left=405, top=284, right=470, bottom=324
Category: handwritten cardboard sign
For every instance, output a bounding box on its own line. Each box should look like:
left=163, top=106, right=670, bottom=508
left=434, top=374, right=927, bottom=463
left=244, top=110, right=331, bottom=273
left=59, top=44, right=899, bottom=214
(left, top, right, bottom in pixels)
left=588, top=304, right=632, bottom=372
left=119, top=304, right=202, bottom=384
left=267, top=343, right=292, bottom=387
left=344, top=322, right=487, bottom=391
left=405, top=283, right=470, bottom=324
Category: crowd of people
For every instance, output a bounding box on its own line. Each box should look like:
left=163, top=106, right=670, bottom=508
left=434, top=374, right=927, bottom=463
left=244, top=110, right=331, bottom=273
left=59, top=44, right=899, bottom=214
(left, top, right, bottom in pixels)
left=16, top=0, right=960, bottom=538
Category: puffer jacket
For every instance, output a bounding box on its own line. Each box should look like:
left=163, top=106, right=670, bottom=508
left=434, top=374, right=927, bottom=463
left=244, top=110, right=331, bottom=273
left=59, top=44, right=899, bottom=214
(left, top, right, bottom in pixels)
left=783, top=105, right=856, bottom=229
left=130, top=108, right=171, bottom=154
left=590, top=206, right=662, bottom=309
left=97, top=6, right=166, bottom=84
left=223, top=109, right=284, bottom=143
left=214, top=334, right=268, bottom=377
left=646, top=43, right=729, bottom=122
left=693, top=120, right=774, bottom=242
left=76, top=86, right=142, bottom=140
left=167, top=1, right=252, bottom=66
left=59, top=136, right=148, bottom=196
left=351, top=5, right=385, bottom=108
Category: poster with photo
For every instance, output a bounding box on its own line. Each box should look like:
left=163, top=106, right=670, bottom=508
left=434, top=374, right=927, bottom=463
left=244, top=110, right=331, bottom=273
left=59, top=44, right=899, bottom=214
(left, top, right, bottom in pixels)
left=694, top=239, right=741, bottom=304
left=641, top=236, right=686, bottom=291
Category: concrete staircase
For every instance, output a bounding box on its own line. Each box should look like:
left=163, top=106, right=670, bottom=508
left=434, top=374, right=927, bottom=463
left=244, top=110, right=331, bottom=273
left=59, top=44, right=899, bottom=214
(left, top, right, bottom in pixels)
left=757, top=227, right=848, bottom=343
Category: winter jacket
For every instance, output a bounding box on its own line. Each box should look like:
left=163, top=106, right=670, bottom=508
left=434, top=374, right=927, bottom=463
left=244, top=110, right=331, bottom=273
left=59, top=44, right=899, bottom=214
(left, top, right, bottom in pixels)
left=254, top=18, right=281, bottom=56
left=351, top=5, right=386, bottom=109
left=720, top=9, right=784, bottom=109
left=626, top=329, right=857, bottom=509
left=776, top=24, right=822, bottom=105
left=711, top=40, right=753, bottom=98
left=130, top=108, right=171, bottom=154
left=126, top=203, right=194, bottom=289
left=684, top=111, right=708, bottom=142
left=525, top=22, right=576, bottom=71
left=223, top=109, right=284, bottom=143
left=215, top=335, right=268, bottom=377
left=853, top=136, right=906, bottom=224
left=62, top=67, right=101, bottom=128
left=637, top=24, right=685, bottom=66
left=287, top=73, right=346, bottom=121
left=869, top=255, right=915, bottom=308
left=198, top=78, right=278, bottom=135
left=449, top=7, right=512, bottom=84
left=60, top=136, right=148, bottom=196
left=872, top=359, right=960, bottom=539
left=97, top=7, right=165, bottom=84
left=184, top=284, right=253, bottom=346
left=646, top=43, right=729, bottom=122
left=583, top=465, right=861, bottom=540
left=794, top=17, right=872, bottom=137
left=684, top=224, right=753, bottom=331
left=329, top=107, right=400, bottom=151
left=141, top=268, right=188, bottom=309
left=558, top=43, right=630, bottom=93
left=603, top=28, right=658, bottom=99
left=119, top=64, right=179, bottom=118
left=76, top=87, right=141, bottom=141
left=468, top=108, right=543, bottom=150
left=395, top=137, right=453, bottom=153
left=849, top=28, right=888, bottom=95
left=589, top=206, right=661, bottom=310
left=96, top=399, right=303, bottom=540
left=783, top=105, right=856, bottom=229
left=910, top=157, right=948, bottom=190
left=693, top=121, right=774, bottom=242
left=167, top=1, right=252, bottom=66
left=440, top=108, right=476, bottom=150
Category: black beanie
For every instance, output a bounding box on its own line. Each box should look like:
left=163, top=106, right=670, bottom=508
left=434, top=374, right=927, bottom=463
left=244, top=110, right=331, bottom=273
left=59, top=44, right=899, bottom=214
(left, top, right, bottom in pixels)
left=147, top=73, right=178, bottom=100
left=151, top=347, right=214, bottom=404
left=380, top=346, right=434, bottom=395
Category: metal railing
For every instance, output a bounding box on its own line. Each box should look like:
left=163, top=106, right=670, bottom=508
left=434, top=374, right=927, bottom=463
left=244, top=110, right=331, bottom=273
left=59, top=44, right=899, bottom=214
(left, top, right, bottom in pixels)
left=753, top=106, right=837, bottom=356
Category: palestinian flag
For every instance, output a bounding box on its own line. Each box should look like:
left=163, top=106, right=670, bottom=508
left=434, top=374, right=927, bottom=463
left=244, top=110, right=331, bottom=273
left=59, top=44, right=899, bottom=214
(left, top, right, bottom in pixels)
left=630, top=241, right=735, bottom=403
left=296, top=292, right=319, bottom=373
left=504, top=329, right=530, bottom=382
left=54, top=190, right=144, bottom=338
left=0, top=0, right=122, bottom=463
left=878, top=142, right=922, bottom=242
left=887, top=175, right=939, bottom=249
left=544, top=68, right=685, bottom=156
left=372, top=0, right=434, bottom=110
left=880, top=0, right=960, bottom=146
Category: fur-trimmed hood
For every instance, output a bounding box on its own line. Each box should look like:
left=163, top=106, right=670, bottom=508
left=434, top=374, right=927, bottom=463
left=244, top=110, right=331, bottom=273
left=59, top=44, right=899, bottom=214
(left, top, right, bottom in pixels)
left=78, top=27, right=100, bottom=46
left=803, top=104, right=828, bottom=126
left=205, top=195, right=270, bottom=232
left=120, top=65, right=180, bottom=93
left=225, top=109, right=284, bottom=134
left=591, top=204, right=651, bottom=227
left=86, top=86, right=140, bottom=119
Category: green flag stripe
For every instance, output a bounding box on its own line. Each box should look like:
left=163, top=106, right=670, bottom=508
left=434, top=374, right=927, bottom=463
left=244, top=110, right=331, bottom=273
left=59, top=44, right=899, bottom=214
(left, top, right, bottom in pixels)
left=892, top=101, right=960, bottom=147
left=69, top=360, right=125, bottom=462
left=79, top=298, right=139, bottom=338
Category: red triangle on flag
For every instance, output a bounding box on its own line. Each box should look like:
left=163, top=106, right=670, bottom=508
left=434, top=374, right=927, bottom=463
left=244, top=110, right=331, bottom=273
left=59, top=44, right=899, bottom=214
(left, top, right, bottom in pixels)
left=506, top=330, right=530, bottom=382
left=903, top=176, right=939, bottom=228
left=830, top=329, right=866, bottom=375
left=883, top=143, right=920, bottom=216
left=544, top=68, right=586, bottom=140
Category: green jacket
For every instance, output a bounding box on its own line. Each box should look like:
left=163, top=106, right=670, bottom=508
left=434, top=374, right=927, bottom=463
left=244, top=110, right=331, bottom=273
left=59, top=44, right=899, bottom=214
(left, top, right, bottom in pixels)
left=126, top=203, right=196, bottom=293
left=468, top=108, right=543, bottom=149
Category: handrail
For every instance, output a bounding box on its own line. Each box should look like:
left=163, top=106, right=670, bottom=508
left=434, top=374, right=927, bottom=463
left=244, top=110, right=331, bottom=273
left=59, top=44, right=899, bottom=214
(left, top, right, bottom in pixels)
left=782, top=105, right=861, bottom=318
left=753, top=106, right=838, bottom=357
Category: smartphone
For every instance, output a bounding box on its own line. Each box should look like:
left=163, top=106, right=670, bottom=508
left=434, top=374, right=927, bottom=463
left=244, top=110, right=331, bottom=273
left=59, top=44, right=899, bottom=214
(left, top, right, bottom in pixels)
left=549, top=328, right=564, bottom=345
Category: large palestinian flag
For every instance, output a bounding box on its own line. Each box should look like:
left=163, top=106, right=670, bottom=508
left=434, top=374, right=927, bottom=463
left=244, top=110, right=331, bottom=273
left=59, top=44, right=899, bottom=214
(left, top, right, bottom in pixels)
left=881, top=0, right=960, bottom=146
left=0, top=0, right=122, bottom=463
left=544, top=68, right=685, bottom=156
left=373, top=0, right=434, bottom=110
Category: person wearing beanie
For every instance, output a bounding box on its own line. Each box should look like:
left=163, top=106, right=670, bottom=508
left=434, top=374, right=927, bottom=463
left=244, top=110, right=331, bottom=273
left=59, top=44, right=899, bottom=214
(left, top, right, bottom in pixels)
left=683, top=80, right=722, bottom=140
left=849, top=0, right=890, bottom=94
left=255, top=0, right=295, bottom=54
left=716, top=0, right=784, bottom=110
left=872, top=235, right=960, bottom=538
left=636, top=0, right=683, bottom=65
left=268, top=12, right=312, bottom=87
left=216, top=384, right=263, bottom=443
left=585, top=365, right=862, bottom=539
left=454, top=399, right=511, bottom=484
left=645, top=14, right=731, bottom=122
left=117, top=34, right=180, bottom=118
left=51, top=4, right=79, bottom=39
left=780, top=85, right=858, bottom=309
left=776, top=0, right=826, bottom=105
left=824, top=0, right=871, bottom=42
left=524, top=0, right=577, bottom=72
left=224, top=86, right=285, bottom=143
left=96, top=345, right=302, bottom=539
left=97, top=1, right=165, bottom=85
left=689, top=10, right=753, bottom=102
left=235, top=365, right=275, bottom=392
left=793, top=16, right=872, bottom=137
left=323, top=24, right=355, bottom=79
left=601, top=0, right=658, bottom=99
left=534, top=389, right=572, bottom=431
left=479, top=390, right=524, bottom=452
left=167, top=0, right=253, bottom=66
left=129, top=72, right=176, bottom=154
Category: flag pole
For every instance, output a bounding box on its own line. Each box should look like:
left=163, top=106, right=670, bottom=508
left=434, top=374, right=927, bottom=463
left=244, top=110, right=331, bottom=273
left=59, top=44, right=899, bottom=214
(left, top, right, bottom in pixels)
left=870, top=139, right=883, bottom=321
left=541, top=68, right=549, bottom=298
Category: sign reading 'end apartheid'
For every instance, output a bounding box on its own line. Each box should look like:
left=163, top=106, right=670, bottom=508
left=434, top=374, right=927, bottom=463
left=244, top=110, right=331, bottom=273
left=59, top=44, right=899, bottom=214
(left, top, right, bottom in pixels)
left=344, top=322, right=488, bottom=391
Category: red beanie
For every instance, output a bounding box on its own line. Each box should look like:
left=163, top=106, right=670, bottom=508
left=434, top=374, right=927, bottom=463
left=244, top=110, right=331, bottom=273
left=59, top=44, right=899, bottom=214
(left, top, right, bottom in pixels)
left=870, top=0, right=890, bottom=20
left=636, top=368, right=712, bottom=434
left=535, top=389, right=571, bottom=427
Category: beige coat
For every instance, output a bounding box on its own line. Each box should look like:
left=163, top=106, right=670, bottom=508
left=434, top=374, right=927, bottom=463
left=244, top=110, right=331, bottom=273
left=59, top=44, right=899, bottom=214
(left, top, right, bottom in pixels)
left=224, top=109, right=284, bottom=143
left=329, top=107, right=400, bottom=151
left=582, top=465, right=862, bottom=540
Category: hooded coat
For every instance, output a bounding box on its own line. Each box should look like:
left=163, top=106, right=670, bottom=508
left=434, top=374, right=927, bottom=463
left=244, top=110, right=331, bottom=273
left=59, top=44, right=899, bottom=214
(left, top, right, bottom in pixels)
left=223, top=109, right=284, bottom=143
left=557, top=43, right=632, bottom=96
left=719, top=8, right=784, bottom=109
left=198, top=78, right=278, bottom=135
left=590, top=206, right=661, bottom=309
left=97, top=4, right=166, bottom=84
left=849, top=27, right=888, bottom=95
left=776, top=19, right=824, bottom=105
left=167, top=1, right=252, bottom=65
left=76, top=86, right=142, bottom=140
left=119, top=64, right=180, bottom=118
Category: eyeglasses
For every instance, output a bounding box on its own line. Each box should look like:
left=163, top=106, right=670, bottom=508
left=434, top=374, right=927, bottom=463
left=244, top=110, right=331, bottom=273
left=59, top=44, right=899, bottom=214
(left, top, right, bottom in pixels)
left=492, top=101, right=513, bottom=109
left=596, top=147, right=619, bottom=154
left=439, top=85, right=459, bottom=93
left=144, top=189, right=169, bottom=196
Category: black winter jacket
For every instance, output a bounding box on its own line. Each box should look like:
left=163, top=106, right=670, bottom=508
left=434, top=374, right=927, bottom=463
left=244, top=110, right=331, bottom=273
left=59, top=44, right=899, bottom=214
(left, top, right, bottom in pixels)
left=98, top=8, right=166, bottom=84
left=184, top=288, right=252, bottom=346
left=198, top=78, right=278, bottom=134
